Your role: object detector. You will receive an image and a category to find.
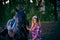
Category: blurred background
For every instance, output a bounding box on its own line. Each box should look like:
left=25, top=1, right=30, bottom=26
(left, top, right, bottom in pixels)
left=0, top=0, right=60, bottom=40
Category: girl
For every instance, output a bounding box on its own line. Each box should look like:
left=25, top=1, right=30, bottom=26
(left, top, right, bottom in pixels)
left=26, top=16, right=41, bottom=40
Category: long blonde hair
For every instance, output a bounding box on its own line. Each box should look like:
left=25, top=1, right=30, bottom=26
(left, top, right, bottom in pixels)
left=31, top=17, right=41, bottom=27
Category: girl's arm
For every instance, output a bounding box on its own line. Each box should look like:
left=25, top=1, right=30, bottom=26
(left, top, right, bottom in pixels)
left=32, top=35, right=37, bottom=40
left=26, top=26, right=31, bottom=31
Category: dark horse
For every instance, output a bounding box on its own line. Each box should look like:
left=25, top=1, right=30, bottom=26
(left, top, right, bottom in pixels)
left=16, top=8, right=29, bottom=40
left=0, top=8, right=29, bottom=40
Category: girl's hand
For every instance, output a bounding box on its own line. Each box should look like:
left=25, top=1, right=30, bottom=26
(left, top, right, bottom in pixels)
left=26, top=27, right=29, bottom=30
left=40, top=30, right=42, bottom=33
left=26, top=27, right=31, bottom=31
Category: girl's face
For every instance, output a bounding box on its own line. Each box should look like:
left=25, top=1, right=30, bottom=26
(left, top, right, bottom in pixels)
left=33, top=18, right=37, bottom=23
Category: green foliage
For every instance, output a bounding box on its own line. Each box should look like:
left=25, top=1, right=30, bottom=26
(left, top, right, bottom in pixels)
left=0, top=0, right=55, bottom=27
